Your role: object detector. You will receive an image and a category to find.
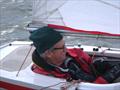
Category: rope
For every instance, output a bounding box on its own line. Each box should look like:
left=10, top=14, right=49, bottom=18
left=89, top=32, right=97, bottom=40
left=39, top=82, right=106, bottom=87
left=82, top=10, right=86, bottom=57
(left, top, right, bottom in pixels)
left=40, top=82, right=66, bottom=90
left=40, top=80, right=80, bottom=90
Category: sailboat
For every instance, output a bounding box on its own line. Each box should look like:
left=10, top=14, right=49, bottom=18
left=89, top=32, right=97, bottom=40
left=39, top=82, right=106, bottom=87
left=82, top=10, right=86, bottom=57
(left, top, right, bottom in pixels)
left=0, top=0, right=120, bottom=90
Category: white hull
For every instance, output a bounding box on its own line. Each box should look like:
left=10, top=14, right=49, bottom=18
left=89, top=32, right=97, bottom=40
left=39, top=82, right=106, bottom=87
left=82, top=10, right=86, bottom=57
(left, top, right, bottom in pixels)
left=0, top=41, right=120, bottom=90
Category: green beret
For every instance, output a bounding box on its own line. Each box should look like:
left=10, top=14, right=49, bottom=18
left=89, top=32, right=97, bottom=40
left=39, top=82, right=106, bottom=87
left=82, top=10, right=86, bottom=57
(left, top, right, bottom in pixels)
left=29, top=26, right=63, bottom=54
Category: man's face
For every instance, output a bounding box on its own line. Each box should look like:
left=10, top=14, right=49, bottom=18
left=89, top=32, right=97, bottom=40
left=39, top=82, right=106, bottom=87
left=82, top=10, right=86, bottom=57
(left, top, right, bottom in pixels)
left=48, top=39, right=67, bottom=66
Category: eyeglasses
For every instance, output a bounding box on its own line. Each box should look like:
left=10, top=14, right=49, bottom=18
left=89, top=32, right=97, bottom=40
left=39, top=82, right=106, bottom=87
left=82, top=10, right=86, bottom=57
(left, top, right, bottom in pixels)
left=51, top=45, right=66, bottom=51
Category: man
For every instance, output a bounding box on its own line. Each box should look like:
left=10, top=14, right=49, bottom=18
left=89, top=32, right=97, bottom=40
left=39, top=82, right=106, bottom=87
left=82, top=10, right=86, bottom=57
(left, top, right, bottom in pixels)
left=29, top=26, right=120, bottom=84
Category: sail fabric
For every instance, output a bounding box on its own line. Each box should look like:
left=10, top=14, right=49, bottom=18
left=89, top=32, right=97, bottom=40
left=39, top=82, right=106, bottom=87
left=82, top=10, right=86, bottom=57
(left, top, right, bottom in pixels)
left=32, top=0, right=120, bottom=36
left=32, top=0, right=67, bottom=26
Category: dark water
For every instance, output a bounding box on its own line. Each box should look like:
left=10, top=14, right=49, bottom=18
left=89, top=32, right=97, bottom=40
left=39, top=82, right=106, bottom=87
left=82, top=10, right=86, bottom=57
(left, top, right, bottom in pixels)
left=0, top=0, right=120, bottom=48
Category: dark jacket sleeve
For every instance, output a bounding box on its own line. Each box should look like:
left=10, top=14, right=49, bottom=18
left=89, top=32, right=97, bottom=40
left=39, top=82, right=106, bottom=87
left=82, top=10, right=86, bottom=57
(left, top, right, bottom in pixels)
left=67, top=48, right=109, bottom=84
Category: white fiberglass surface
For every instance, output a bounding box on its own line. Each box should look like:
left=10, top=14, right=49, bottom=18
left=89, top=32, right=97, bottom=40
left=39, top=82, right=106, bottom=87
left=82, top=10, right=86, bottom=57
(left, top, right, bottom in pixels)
left=0, top=42, right=33, bottom=71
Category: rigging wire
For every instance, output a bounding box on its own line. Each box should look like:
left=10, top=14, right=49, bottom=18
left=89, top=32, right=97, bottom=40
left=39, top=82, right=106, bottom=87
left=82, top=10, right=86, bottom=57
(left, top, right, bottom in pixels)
left=96, top=0, right=120, bottom=10
left=16, top=45, right=33, bottom=77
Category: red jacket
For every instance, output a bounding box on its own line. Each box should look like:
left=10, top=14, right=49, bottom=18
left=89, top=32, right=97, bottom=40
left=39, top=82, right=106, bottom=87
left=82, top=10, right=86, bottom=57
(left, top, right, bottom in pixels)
left=32, top=48, right=108, bottom=84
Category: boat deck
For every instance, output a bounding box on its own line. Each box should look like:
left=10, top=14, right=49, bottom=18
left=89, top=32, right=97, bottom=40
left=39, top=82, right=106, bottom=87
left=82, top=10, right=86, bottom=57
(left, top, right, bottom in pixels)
left=0, top=41, right=120, bottom=90
left=0, top=45, right=33, bottom=71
